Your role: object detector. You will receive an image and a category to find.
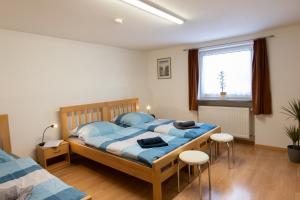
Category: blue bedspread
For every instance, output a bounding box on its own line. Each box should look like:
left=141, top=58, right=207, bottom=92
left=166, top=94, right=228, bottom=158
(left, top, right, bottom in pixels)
left=0, top=157, right=85, bottom=200
left=133, top=119, right=217, bottom=139
left=84, top=127, right=190, bottom=166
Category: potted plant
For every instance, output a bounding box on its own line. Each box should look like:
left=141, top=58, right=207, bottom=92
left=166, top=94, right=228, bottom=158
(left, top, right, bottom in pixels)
left=218, top=71, right=226, bottom=97
left=282, top=99, right=300, bottom=163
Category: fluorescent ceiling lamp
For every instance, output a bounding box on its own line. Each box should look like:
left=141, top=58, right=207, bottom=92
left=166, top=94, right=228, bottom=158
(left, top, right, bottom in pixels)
left=120, top=0, right=184, bottom=24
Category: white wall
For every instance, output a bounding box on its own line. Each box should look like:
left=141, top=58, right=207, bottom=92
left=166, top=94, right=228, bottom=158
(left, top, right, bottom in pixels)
left=0, top=29, right=149, bottom=157
left=147, top=48, right=198, bottom=121
left=147, top=24, right=300, bottom=148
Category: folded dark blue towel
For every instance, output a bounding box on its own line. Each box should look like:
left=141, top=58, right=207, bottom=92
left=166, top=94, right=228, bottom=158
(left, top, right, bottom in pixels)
left=178, top=121, right=195, bottom=127
left=137, top=137, right=168, bottom=148
left=173, top=121, right=199, bottom=130
left=140, top=137, right=163, bottom=145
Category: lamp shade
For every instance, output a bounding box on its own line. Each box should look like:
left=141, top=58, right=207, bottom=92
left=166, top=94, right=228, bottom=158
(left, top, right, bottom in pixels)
left=146, top=105, right=151, bottom=111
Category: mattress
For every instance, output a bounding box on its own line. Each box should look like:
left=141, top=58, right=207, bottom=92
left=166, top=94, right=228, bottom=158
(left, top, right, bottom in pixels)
left=131, top=119, right=217, bottom=139
left=70, top=127, right=191, bottom=166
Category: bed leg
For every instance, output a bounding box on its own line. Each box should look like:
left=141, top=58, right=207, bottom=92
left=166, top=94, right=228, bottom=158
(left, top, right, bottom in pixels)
left=153, top=180, right=162, bottom=200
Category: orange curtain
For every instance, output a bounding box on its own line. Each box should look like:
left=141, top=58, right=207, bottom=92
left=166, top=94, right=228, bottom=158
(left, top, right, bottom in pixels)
left=188, top=49, right=199, bottom=111
left=252, top=38, right=272, bottom=114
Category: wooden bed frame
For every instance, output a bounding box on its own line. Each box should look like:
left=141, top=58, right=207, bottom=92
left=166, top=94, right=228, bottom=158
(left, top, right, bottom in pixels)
left=0, top=114, right=91, bottom=200
left=60, top=98, right=221, bottom=200
left=0, top=114, right=12, bottom=154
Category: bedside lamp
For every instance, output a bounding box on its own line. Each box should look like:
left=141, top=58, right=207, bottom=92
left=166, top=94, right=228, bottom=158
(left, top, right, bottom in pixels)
left=146, top=105, right=155, bottom=118
left=146, top=105, right=151, bottom=114
left=39, top=123, right=58, bottom=146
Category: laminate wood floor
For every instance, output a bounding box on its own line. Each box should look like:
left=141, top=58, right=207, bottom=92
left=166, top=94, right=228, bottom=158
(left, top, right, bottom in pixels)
left=53, top=143, right=300, bottom=200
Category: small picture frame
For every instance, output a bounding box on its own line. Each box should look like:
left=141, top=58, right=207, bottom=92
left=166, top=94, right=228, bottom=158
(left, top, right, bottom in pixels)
left=157, top=57, right=171, bottom=79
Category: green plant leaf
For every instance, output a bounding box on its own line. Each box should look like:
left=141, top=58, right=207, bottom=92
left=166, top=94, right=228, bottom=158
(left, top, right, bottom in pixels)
left=284, top=126, right=300, bottom=146
left=281, top=99, right=300, bottom=123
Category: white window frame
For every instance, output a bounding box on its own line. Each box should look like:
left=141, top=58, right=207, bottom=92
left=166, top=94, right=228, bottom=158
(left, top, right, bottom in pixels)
left=198, top=41, right=253, bottom=101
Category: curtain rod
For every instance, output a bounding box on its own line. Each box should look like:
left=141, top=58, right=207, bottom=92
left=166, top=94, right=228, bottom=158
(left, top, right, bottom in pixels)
left=183, top=35, right=274, bottom=51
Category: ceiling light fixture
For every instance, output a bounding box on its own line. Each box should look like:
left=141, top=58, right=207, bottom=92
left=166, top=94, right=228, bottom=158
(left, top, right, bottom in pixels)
left=120, top=0, right=184, bottom=24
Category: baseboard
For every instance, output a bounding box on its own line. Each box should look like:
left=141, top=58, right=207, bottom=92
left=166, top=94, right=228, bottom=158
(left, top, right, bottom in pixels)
left=255, top=144, right=287, bottom=151
left=235, top=137, right=255, bottom=145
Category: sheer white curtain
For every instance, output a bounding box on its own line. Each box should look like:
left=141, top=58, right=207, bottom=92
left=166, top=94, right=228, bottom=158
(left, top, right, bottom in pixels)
left=199, top=42, right=253, bottom=100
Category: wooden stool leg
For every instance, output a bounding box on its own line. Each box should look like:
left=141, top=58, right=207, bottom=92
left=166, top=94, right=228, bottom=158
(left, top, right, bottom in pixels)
left=177, top=160, right=180, bottom=192
left=188, top=164, right=191, bottom=183
left=226, top=142, right=230, bottom=169
left=209, top=140, right=212, bottom=164
left=208, top=161, right=211, bottom=192
left=214, top=142, right=217, bottom=161
left=232, top=140, right=235, bottom=165
left=198, top=165, right=202, bottom=200
left=217, top=142, right=220, bottom=155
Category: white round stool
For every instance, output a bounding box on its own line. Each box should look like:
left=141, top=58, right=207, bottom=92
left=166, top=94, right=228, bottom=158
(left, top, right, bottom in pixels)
left=177, top=150, right=211, bottom=199
left=209, top=133, right=235, bottom=169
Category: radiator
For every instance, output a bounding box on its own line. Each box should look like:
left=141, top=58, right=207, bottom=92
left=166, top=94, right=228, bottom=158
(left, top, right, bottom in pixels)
left=198, top=106, right=252, bottom=139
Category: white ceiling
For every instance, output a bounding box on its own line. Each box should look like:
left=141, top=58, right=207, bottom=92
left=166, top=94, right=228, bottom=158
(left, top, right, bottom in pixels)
left=0, top=0, right=300, bottom=50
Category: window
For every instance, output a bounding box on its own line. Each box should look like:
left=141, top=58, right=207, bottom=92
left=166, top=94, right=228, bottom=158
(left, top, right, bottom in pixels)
left=199, top=42, right=253, bottom=101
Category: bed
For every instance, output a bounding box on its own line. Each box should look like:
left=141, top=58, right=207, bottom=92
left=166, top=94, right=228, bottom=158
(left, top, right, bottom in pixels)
left=0, top=114, right=91, bottom=200
left=60, top=98, right=221, bottom=200
left=114, top=114, right=217, bottom=139
left=70, top=123, right=191, bottom=166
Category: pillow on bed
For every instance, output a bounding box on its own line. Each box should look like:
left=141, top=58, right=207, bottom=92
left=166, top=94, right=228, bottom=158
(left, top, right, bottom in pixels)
left=75, top=121, right=123, bottom=140
left=114, top=112, right=155, bottom=127
left=69, top=126, right=80, bottom=137
left=0, top=149, right=14, bottom=164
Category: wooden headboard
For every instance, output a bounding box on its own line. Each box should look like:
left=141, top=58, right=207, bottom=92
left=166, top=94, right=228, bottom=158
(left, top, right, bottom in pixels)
left=106, top=98, right=139, bottom=120
left=0, top=114, right=12, bottom=153
left=60, top=98, right=139, bottom=140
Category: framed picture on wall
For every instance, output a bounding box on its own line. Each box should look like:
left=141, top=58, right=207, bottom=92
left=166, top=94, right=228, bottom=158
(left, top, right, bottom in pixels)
left=157, top=57, right=171, bottom=79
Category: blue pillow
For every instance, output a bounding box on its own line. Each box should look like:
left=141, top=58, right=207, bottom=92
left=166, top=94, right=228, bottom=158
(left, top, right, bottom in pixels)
left=115, top=112, right=155, bottom=127
left=0, top=149, right=14, bottom=164
left=76, top=121, right=123, bottom=140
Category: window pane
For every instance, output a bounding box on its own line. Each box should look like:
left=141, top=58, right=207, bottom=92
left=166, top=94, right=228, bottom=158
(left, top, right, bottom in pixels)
left=199, top=45, right=252, bottom=100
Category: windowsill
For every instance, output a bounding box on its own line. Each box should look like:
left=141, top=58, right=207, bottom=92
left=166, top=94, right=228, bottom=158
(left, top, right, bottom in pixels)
left=198, top=99, right=252, bottom=107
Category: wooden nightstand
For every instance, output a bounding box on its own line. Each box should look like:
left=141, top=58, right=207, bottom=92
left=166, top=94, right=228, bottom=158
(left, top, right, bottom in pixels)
left=36, top=141, right=70, bottom=172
